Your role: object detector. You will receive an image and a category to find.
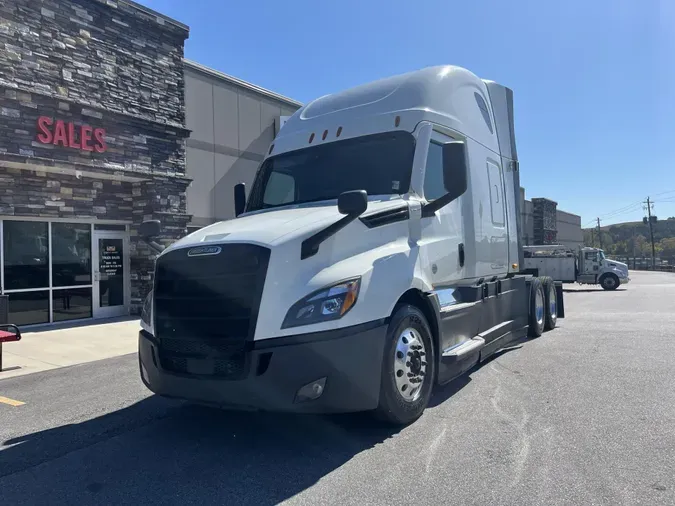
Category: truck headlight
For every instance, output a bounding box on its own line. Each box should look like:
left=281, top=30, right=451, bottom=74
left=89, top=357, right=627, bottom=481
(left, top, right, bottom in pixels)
left=141, top=289, right=154, bottom=335
left=282, top=278, right=361, bottom=329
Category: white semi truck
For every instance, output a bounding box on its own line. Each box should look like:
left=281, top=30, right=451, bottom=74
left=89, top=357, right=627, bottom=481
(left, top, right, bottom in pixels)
left=523, top=244, right=630, bottom=290
left=137, top=65, right=565, bottom=425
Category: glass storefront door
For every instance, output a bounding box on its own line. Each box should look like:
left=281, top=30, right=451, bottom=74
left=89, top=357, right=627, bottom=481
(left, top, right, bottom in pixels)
left=92, top=231, right=129, bottom=318
left=1, top=219, right=130, bottom=325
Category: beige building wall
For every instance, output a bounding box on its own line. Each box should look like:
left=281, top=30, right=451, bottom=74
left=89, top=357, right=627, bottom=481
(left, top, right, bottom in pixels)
left=183, top=61, right=301, bottom=228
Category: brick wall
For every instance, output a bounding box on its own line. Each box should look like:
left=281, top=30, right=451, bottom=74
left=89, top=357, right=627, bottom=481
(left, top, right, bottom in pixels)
left=0, top=0, right=192, bottom=314
left=0, top=0, right=187, bottom=129
left=532, top=198, right=558, bottom=245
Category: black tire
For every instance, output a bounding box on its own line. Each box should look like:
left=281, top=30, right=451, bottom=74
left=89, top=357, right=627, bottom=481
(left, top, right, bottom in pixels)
left=528, top=278, right=545, bottom=338
left=600, top=273, right=620, bottom=291
left=539, top=276, right=557, bottom=331
left=374, top=304, right=436, bottom=426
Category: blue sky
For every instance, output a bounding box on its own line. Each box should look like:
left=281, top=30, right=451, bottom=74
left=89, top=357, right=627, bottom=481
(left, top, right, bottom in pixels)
left=139, top=0, right=675, bottom=228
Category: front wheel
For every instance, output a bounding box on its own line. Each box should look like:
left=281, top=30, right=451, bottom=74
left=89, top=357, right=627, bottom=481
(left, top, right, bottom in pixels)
left=600, top=273, right=620, bottom=291
left=374, top=304, right=436, bottom=426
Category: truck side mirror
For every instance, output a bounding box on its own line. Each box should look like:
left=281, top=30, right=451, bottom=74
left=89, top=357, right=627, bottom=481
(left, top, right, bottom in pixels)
left=422, top=141, right=469, bottom=217
left=442, top=140, right=468, bottom=199
left=301, top=190, right=368, bottom=260
left=234, top=183, right=246, bottom=217
left=139, top=220, right=161, bottom=239
left=338, top=190, right=368, bottom=216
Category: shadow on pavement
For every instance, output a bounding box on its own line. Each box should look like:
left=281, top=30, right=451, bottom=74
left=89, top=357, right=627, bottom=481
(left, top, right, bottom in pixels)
left=563, top=288, right=627, bottom=293
left=428, top=341, right=526, bottom=408
left=0, top=330, right=548, bottom=504
left=0, top=395, right=400, bottom=504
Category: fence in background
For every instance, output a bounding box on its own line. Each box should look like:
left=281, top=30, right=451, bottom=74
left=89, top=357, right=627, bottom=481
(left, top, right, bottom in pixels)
left=615, top=257, right=675, bottom=272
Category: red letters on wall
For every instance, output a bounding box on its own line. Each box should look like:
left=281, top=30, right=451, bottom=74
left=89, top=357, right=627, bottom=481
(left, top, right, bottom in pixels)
left=36, top=116, right=107, bottom=153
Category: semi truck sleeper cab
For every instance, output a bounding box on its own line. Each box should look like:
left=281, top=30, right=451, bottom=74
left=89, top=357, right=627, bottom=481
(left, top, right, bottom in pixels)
left=138, top=65, right=565, bottom=425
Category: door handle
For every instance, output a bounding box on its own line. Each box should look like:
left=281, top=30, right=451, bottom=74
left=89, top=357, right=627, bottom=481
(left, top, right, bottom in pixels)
left=94, top=271, right=100, bottom=282
left=458, top=243, right=465, bottom=268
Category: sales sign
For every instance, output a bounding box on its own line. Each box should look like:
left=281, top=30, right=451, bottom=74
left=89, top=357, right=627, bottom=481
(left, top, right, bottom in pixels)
left=36, top=116, right=108, bottom=153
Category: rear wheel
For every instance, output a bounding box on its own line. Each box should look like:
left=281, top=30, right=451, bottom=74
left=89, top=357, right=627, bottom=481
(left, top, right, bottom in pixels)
left=540, top=276, right=557, bottom=330
left=528, top=278, right=545, bottom=338
left=600, top=273, right=619, bottom=291
left=374, top=304, right=436, bottom=426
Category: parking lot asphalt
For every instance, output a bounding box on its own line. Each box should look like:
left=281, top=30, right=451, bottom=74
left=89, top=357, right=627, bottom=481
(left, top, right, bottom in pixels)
left=0, top=270, right=673, bottom=505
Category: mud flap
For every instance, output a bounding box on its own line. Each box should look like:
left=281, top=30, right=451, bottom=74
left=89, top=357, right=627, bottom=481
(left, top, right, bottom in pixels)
left=555, top=282, right=565, bottom=318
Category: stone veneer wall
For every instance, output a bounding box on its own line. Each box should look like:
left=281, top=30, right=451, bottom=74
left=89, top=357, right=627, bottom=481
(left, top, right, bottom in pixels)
left=532, top=198, right=558, bottom=245
left=0, top=0, right=192, bottom=313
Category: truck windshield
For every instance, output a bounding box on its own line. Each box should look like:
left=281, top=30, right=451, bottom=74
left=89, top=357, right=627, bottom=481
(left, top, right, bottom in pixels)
left=246, top=131, right=415, bottom=211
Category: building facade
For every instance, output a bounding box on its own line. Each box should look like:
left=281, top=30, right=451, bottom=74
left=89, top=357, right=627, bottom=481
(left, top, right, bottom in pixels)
left=520, top=190, right=583, bottom=250
left=183, top=61, right=300, bottom=228
left=0, top=0, right=191, bottom=325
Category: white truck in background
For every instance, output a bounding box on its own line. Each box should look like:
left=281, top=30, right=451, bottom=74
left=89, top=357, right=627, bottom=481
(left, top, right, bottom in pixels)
left=523, top=244, right=630, bottom=290
left=137, top=65, right=566, bottom=426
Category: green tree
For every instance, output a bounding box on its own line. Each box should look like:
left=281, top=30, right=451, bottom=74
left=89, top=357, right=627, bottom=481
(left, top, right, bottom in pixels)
left=659, top=237, right=675, bottom=259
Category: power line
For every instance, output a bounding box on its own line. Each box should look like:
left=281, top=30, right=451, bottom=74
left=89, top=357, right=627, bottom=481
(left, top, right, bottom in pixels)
left=590, top=190, right=675, bottom=221
left=582, top=191, right=675, bottom=229
left=652, top=189, right=675, bottom=198
left=596, top=201, right=642, bottom=218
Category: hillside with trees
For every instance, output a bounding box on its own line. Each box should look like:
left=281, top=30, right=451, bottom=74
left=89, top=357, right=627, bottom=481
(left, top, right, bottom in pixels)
left=582, top=217, right=675, bottom=263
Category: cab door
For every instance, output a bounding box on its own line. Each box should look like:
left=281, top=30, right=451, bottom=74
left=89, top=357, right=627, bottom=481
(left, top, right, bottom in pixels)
left=418, top=130, right=465, bottom=287
left=578, top=250, right=600, bottom=283
left=584, top=250, right=600, bottom=274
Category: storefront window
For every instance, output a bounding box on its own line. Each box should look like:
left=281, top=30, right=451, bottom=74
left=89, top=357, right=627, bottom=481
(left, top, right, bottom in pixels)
left=8, top=291, right=50, bottom=326
left=3, top=221, right=49, bottom=290
left=1, top=219, right=128, bottom=326
left=52, top=223, right=92, bottom=287
left=52, top=288, right=93, bottom=322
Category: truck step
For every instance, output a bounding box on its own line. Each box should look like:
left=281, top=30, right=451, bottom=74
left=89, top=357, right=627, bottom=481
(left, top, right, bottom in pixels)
left=443, top=336, right=485, bottom=359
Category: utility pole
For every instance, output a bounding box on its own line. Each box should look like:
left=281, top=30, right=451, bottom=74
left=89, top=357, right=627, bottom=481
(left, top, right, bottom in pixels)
left=596, top=217, right=603, bottom=249
left=644, top=197, right=657, bottom=269
left=632, top=227, right=636, bottom=270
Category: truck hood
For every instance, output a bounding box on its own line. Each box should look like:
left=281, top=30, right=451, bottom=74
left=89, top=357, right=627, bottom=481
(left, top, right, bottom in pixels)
left=165, top=199, right=407, bottom=253
left=606, top=258, right=628, bottom=269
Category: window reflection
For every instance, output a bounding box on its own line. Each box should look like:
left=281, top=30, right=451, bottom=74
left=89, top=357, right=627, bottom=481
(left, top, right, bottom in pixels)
left=8, top=291, right=49, bottom=326
left=3, top=221, right=49, bottom=290
left=52, top=223, right=92, bottom=287
left=52, top=288, right=93, bottom=322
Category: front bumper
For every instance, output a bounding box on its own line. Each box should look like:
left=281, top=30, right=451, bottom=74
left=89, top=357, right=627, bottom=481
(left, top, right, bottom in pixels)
left=139, top=321, right=388, bottom=414
left=620, top=276, right=630, bottom=284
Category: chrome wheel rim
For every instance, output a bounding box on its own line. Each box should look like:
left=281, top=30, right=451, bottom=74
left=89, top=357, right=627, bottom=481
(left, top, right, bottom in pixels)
left=535, top=288, right=544, bottom=326
left=394, top=328, right=427, bottom=402
left=549, top=285, right=557, bottom=323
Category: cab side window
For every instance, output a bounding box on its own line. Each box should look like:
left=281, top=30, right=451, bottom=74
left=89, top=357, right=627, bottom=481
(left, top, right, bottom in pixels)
left=423, top=141, right=445, bottom=201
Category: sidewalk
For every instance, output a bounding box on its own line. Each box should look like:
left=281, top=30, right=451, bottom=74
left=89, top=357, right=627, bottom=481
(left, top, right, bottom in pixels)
left=0, top=317, right=140, bottom=380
